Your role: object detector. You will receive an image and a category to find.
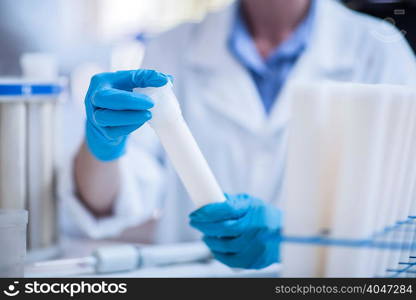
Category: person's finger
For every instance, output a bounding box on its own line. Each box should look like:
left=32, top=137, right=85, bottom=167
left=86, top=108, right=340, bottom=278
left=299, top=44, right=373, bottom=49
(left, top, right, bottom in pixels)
left=101, top=123, right=145, bottom=140
left=189, top=195, right=250, bottom=223
left=89, top=69, right=170, bottom=91
left=93, top=109, right=151, bottom=127
left=126, top=69, right=171, bottom=89
left=92, top=89, right=154, bottom=110
left=190, top=213, right=251, bottom=237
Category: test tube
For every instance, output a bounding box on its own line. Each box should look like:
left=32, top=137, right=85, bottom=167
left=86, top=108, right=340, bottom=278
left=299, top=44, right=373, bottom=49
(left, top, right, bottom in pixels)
left=325, top=84, right=389, bottom=277
left=20, top=53, right=61, bottom=258
left=393, top=89, right=416, bottom=277
left=364, top=90, right=398, bottom=275
left=283, top=82, right=345, bottom=277
left=0, top=101, right=26, bottom=209
left=134, top=83, right=225, bottom=208
left=27, top=101, right=57, bottom=250
left=373, top=88, right=410, bottom=277
left=385, top=90, right=416, bottom=276
left=285, top=83, right=416, bottom=277
left=0, top=209, right=28, bottom=277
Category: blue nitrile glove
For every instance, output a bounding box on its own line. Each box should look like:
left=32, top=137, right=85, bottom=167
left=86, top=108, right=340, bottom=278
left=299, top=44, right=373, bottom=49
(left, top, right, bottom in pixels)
left=189, top=194, right=282, bottom=269
left=85, top=69, right=170, bottom=161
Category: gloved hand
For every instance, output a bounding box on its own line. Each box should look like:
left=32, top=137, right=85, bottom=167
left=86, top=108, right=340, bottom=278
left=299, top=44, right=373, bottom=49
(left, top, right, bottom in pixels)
left=189, top=194, right=282, bottom=269
left=85, top=69, right=170, bottom=161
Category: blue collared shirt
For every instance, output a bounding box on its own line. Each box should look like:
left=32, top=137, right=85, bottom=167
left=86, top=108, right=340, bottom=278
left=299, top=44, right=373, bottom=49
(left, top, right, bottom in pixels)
left=228, top=1, right=317, bottom=113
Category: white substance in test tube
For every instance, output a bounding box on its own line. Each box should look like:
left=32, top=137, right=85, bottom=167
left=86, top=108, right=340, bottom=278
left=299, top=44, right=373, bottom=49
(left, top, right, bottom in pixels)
left=134, top=83, right=225, bottom=207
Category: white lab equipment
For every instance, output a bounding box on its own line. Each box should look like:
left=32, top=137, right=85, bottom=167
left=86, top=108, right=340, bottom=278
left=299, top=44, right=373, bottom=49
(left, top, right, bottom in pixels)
left=383, top=95, right=416, bottom=277
left=0, top=85, right=26, bottom=209
left=325, top=84, right=390, bottom=277
left=372, top=89, right=412, bottom=277
left=0, top=209, right=28, bottom=277
left=134, top=83, right=225, bottom=208
left=283, top=82, right=416, bottom=277
left=20, top=53, right=62, bottom=262
left=281, top=83, right=342, bottom=277
left=0, top=77, right=65, bottom=263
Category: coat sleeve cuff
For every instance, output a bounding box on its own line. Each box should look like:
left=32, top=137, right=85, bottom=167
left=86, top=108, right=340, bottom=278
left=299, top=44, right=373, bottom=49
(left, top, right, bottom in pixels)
left=58, top=153, right=160, bottom=239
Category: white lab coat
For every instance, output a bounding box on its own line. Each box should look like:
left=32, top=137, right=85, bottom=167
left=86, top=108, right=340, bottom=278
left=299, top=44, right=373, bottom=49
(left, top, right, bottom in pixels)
left=60, top=0, right=416, bottom=243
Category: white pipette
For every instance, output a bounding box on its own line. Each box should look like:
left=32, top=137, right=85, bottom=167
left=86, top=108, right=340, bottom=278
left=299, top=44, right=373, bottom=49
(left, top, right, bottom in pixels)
left=25, top=242, right=212, bottom=276
left=134, top=82, right=226, bottom=207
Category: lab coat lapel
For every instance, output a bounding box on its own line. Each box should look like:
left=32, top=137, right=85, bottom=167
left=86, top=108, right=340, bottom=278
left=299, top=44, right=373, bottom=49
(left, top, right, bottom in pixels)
left=185, top=0, right=357, bottom=134
left=184, top=3, right=266, bottom=135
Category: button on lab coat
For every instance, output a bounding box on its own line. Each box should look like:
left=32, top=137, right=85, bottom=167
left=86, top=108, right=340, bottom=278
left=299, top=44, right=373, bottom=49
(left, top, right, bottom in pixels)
left=60, top=0, right=416, bottom=242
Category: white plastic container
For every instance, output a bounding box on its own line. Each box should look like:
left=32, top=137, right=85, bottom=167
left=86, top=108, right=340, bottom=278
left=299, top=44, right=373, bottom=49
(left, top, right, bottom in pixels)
left=325, top=84, right=390, bottom=277
left=134, top=82, right=225, bottom=208
left=0, top=79, right=64, bottom=262
left=0, top=209, right=28, bottom=277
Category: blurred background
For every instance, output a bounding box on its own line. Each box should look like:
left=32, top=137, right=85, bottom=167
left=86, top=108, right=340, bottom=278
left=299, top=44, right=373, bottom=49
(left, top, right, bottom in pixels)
left=0, top=0, right=234, bottom=76
left=0, top=0, right=415, bottom=77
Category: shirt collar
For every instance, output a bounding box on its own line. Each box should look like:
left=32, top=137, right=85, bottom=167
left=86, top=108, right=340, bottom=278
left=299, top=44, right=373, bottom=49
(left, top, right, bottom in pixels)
left=228, top=0, right=317, bottom=75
